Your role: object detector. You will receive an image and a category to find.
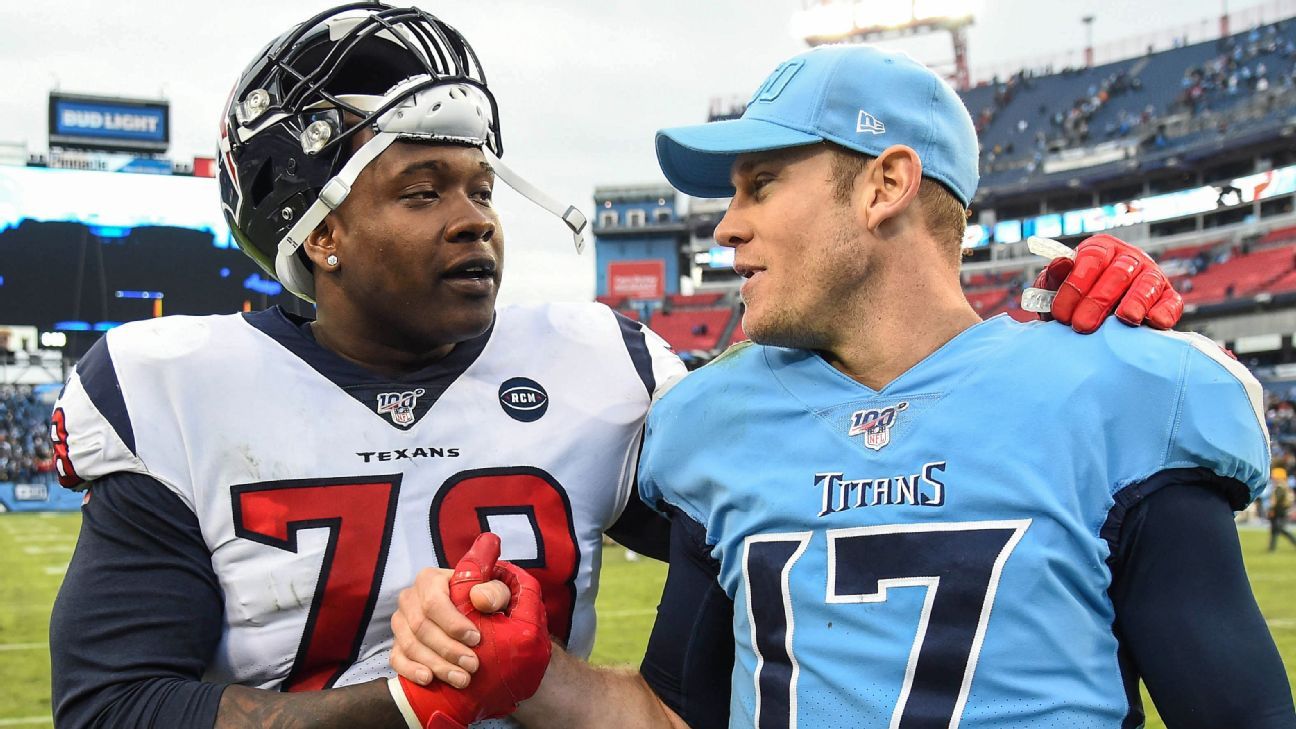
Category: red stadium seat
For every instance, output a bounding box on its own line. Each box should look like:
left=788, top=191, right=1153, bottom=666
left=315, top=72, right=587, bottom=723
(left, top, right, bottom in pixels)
left=649, top=308, right=734, bottom=352
left=729, top=318, right=747, bottom=345
left=1158, top=240, right=1222, bottom=261
left=665, top=292, right=727, bottom=308
left=1178, top=244, right=1296, bottom=304
left=1259, top=225, right=1296, bottom=246
left=965, top=287, right=1011, bottom=314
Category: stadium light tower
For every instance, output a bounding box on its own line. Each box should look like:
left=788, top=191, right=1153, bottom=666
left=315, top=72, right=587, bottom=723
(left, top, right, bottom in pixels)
left=793, top=0, right=975, bottom=90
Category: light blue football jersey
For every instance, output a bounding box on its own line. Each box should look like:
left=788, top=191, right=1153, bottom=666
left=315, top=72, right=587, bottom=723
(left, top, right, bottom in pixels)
left=639, top=315, right=1268, bottom=729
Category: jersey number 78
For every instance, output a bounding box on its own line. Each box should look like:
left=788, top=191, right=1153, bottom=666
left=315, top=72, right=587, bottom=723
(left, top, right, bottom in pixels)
left=231, top=466, right=579, bottom=692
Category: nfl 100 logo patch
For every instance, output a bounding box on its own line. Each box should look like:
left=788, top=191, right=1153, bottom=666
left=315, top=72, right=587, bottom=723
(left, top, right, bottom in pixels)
left=848, top=401, right=909, bottom=451
left=376, top=388, right=427, bottom=427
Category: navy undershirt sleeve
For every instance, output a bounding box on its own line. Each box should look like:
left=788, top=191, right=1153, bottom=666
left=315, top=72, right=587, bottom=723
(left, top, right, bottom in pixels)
left=639, top=506, right=733, bottom=729
left=50, top=472, right=227, bottom=729
left=1110, top=469, right=1296, bottom=729
left=605, top=487, right=671, bottom=562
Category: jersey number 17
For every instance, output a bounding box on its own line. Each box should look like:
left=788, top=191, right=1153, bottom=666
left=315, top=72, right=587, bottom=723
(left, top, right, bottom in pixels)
left=744, top=520, right=1031, bottom=729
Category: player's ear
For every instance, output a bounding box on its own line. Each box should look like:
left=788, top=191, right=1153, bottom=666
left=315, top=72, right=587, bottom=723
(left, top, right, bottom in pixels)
left=859, top=144, right=922, bottom=234
left=301, top=220, right=338, bottom=270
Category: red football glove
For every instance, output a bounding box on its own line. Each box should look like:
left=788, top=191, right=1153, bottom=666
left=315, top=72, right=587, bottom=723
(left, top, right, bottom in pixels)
left=388, top=533, right=551, bottom=729
left=1033, top=234, right=1184, bottom=334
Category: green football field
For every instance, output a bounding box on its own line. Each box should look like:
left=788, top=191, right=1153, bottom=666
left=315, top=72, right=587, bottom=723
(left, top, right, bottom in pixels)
left=2, top=513, right=1293, bottom=728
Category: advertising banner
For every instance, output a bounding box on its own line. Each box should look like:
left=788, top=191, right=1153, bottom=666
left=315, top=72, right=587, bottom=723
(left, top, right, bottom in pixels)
left=608, top=260, right=665, bottom=300
left=49, top=93, right=169, bottom=152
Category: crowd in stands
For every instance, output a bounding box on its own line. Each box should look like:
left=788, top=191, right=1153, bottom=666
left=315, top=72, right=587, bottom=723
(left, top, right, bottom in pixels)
left=1257, top=393, right=1296, bottom=527
left=1270, top=394, right=1296, bottom=442
left=0, top=385, right=56, bottom=483
left=966, top=19, right=1296, bottom=179
left=1178, top=23, right=1296, bottom=117
left=1060, top=69, right=1146, bottom=147
left=972, top=69, right=1032, bottom=134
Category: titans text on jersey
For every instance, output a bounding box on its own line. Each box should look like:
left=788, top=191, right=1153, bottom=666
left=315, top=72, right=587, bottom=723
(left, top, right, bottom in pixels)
left=814, top=460, right=947, bottom=516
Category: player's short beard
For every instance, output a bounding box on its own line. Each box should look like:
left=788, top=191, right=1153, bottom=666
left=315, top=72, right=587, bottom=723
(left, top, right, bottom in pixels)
left=745, top=306, right=830, bottom=351
left=744, top=211, right=864, bottom=351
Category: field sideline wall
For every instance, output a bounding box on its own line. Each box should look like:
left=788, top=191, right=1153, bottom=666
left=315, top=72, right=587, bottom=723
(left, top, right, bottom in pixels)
left=0, top=482, right=81, bottom=512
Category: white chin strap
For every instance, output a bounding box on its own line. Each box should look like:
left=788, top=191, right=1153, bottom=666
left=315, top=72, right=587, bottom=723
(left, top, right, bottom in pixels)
left=275, top=82, right=588, bottom=302
left=486, top=149, right=589, bottom=256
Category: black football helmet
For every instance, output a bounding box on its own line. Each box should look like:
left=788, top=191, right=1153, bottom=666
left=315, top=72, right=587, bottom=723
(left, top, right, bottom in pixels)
left=218, top=3, right=586, bottom=302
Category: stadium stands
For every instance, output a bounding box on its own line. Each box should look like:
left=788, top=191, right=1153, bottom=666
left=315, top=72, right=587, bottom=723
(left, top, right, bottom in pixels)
left=1261, top=223, right=1296, bottom=245
left=1178, top=242, right=1296, bottom=303
left=965, top=18, right=1296, bottom=191
left=666, top=292, right=727, bottom=307
left=955, top=221, right=1296, bottom=314
left=1159, top=240, right=1223, bottom=261
left=965, top=287, right=1012, bottom=315
left=962, top=271, right=1020, bottom=288
left=0, top=385, right=55, bottom=484
left=1266, top=266, right=1296, bottom=293
left=728, top=319, right=746, bottom=347
left=647, top=307, right=735, bottom=352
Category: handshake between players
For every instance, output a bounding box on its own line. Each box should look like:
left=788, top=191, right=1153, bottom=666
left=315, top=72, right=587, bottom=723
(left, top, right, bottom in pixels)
left=388, top=533, right=550, bottom=729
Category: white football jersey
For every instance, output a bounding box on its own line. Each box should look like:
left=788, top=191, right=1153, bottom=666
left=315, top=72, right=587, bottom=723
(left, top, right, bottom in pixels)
left=54, top=303, right=684, bottom=701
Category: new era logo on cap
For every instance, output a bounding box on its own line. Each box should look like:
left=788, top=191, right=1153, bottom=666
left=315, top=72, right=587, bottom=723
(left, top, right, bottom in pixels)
left=856, top=111, right=885, bottom=135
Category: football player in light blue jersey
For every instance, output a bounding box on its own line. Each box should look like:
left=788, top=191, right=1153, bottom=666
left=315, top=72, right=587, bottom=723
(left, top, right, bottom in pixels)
left=391, top=44, right=1294, bottom=729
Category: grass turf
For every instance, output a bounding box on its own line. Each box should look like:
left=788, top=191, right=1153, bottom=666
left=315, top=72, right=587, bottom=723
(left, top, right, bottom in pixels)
left=2, top=514, right=1292, bottom=728
left=0, top=512, right=80, bottom=727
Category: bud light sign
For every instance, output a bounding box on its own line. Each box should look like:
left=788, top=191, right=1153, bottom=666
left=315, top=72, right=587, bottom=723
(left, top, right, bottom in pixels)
left=49, top=93, right=170, bottom=152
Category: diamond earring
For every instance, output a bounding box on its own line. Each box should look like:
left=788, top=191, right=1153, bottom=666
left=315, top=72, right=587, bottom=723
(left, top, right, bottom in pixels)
left=326, top=254, right=339, bottom=267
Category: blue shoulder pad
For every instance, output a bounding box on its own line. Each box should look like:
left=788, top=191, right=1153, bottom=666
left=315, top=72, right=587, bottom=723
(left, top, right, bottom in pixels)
left=1165, top=332, right=1269, bottom=502
left=637, top=342, right=759, bottom=522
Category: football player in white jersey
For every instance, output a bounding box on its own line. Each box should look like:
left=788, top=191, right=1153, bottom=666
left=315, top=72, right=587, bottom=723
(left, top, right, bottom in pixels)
left=49, top=5, right=681, bottom=729
left=48, top=6, right=1186, bottom=729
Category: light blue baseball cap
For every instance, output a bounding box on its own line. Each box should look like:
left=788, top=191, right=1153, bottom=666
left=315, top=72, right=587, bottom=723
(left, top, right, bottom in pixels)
left=656, top=45, right=979, bottom=206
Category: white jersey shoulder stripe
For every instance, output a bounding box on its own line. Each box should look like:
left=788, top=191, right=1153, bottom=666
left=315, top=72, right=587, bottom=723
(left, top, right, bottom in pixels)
left=1150, top=328, right=1268, bottom=450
